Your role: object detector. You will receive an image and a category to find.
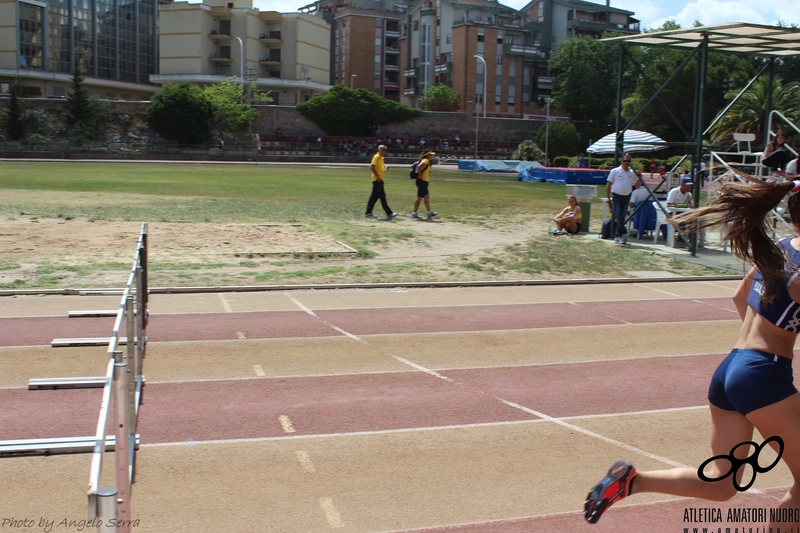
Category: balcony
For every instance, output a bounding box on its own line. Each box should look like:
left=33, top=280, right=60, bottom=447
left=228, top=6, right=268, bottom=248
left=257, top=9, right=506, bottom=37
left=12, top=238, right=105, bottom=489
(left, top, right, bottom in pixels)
left=503, top=43, right=545, bottom=58
left=259, top=32, right=282, bottom=47
left=385, top=64, right=400, bottom=72
left=403, top=86, right=418, bottom=96
left=404, top=67, right=418, bottom=77
left=259, top=11, right=282, bottom=21
left=385, top=30, right=400, bottom=38
left=259, top=56, right=282, bottom=67
left=209, top=6, right=231, bottom=17
left=434, top=62, right=451, bottom=73
left=208, top=31, right=232, bottom=42
left=385, top=80, right=400, bottom=89
left=208, top=54, right=233, bottom=64
left=385, top=46, right=400, bottom=55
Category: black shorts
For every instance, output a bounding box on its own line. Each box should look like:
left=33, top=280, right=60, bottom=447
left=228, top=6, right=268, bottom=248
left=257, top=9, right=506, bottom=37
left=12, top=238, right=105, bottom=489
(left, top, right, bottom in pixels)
left=416, top=179, right=429, bottom=198
left=567, top=222, right=582, bottom=234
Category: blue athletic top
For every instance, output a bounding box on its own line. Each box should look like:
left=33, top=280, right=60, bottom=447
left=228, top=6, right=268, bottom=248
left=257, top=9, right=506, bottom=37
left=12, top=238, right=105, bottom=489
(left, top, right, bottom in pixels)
left=747, top=238, right=800, bottom=332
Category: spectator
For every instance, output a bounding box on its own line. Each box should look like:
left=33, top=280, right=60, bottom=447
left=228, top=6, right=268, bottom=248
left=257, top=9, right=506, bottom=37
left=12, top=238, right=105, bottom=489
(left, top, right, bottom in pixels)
left=552, top=195, right=582, bottom=234
left=411, top=149, right=438, bottom=220
left=364, top=145, right=397, bottom=220
left=605, top=154, right=638, bottom=245
left=667, top=177, right=693, bottom=208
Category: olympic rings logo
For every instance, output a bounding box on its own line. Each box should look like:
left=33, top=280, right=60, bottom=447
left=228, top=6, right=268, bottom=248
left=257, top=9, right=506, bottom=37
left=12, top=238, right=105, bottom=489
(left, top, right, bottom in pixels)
left=697, top=436, right=784, bottom=492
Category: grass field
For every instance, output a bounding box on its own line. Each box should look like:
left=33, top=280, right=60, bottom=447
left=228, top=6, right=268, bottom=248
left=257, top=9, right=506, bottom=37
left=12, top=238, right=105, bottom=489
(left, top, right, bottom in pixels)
left=0, top=161, right=734, bottom=289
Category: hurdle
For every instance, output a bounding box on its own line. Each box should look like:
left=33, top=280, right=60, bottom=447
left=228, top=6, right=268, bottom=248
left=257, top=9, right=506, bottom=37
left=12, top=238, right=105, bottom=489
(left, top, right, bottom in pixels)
left=86, top=222, right=148, bottom=532
left=0, top=223, right=149, bottom=532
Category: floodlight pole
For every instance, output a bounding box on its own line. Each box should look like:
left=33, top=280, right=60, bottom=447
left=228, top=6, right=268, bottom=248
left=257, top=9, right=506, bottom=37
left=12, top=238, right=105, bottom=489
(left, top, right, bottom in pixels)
left=235, top=37, right=244, bottom=103
left=351, top=74, right=357, bottom=89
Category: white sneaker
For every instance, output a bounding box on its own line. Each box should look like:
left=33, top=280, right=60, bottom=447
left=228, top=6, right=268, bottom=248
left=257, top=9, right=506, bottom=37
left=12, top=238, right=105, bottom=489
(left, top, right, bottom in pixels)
left=427, top=211, right=439, bottom=218
left=614, top=236, right=621, bottom=244
left=411, top=212, right=423, bottom=219
left=621, top=235, right=628, bottom=244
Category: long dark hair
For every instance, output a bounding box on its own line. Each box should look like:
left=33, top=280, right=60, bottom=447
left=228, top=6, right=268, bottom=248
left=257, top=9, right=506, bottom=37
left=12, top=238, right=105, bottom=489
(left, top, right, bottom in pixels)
left=672, top=179, right=799, bottom=303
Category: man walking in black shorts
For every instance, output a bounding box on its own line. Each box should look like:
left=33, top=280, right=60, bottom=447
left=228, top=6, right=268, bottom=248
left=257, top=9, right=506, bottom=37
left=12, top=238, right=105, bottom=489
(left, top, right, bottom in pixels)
left=411, top=149, right=438, bottom=219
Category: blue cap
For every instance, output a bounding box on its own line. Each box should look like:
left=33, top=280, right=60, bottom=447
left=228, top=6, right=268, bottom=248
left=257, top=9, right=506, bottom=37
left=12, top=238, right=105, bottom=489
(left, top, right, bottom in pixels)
left=681, top=177, right=693, bottom=185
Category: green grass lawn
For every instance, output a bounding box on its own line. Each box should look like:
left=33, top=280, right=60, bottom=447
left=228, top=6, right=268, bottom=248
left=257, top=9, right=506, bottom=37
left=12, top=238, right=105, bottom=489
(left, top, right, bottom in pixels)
left=0, top=161, right=732, bottom=289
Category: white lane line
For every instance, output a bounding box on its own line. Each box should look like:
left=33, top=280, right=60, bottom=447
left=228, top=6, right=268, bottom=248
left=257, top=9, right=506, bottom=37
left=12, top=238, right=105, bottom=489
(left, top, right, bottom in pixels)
left=635, top=284, right=683, bottom=298
left=319, top=497, right=345, bottom=529
left=142, top=406, right=709, bottom=448
left=218, top=293, right=233, bottom=313
left=253, top=365, right=266, bottom=377
left=279, top=415, right=296, bottom=434
left=692, top=299, right=739, bottom=314
left=284, top=293, right=688, bottom=467
left=295, top=450, right=316, bottom=473
left=285, top=293, right=367, bottom=343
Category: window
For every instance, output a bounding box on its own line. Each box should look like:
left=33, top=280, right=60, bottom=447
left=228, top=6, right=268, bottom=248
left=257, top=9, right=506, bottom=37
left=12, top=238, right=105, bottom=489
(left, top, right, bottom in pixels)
left=496, top=55, right=502, bottom=64
left=269, top=69, right=281, bottom=78
left=436, top=17, right=440, bottom=26
left=219, top=20, right=231, bottom=35
left=497, top=31, right=503, bottom=44
left=413, top=20, right=418, bottom=30
left=436, top=37, right=440, bottom=45
left=477, top=33, right=484, bottom=42
left=375, top=72, right=381, bottom=80
left=375, top=37, right=382, bottom=45
left=375, top=54, right=381, bottom=63
left=375, top=18, right=382, bottom=28
left=446, top=34, right=451, bottom=44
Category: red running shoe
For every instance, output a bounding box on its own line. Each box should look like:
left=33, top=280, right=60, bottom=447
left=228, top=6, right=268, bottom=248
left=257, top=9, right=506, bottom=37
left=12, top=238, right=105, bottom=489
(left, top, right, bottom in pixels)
left=584, top=460, right=637, bottom=524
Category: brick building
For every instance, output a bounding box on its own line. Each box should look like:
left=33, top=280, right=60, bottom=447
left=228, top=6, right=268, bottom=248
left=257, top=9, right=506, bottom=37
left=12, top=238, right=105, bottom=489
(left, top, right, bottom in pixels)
left=302, top=0, right=638, bottom=116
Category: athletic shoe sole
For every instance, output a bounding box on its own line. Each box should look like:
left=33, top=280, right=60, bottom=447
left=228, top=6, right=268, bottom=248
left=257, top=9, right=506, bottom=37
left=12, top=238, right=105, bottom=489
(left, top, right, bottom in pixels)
left=584, top=460, right=637, bottom=524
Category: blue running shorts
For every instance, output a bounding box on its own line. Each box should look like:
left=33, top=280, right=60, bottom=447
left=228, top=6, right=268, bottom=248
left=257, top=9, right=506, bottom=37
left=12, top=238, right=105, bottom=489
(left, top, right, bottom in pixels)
left=708, top=348, right=797, bottom=415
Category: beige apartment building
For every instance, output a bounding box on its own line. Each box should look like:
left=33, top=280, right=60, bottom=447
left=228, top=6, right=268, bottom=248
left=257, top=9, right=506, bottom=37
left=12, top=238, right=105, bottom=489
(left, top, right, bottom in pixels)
left=153, top=0, right=331, bottom=105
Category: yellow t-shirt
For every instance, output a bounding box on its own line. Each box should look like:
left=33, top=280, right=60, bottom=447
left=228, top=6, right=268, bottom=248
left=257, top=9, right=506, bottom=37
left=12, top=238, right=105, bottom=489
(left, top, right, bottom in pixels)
left=418, top=158, right=431, bottom=182
left=371, top=152, right=384, bottom=182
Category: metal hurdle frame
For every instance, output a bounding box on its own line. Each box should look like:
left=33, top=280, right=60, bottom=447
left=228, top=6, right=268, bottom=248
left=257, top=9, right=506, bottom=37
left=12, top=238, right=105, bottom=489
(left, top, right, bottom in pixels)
left=87, top=222, right=148, bottom=532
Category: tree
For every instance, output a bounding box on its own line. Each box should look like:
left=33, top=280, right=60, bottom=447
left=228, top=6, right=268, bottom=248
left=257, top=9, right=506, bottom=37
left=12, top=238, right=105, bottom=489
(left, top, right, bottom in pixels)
left=296, top=85, right=423, bottom=136
left=419, top=84, right=461, bottom=112
left=203, top=77, right=272, bottom=131
left=708, top=76, right=800, bottom=144
left=147, top=83, right=214, bottom=145
left=548, top=35, right=622, bottom=124
left=63, top=59, right=102, bottom=144
left=4, top=85, right=25, bottom=141
left=512, top=139, right=543, bottom=161
left=535, top=120, right=581, bottom=159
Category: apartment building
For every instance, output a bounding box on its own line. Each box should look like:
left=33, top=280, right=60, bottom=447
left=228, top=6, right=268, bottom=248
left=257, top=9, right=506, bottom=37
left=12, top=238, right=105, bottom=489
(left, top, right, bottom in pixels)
left=0, top=0, right=162, bottom=100
left=300, top=0, right=408, bottom=101
left=153, top=0, right=331, bottom=105
left=401, top=0, right=638, bottom=115
left=302, top=0, right=637, bottom=115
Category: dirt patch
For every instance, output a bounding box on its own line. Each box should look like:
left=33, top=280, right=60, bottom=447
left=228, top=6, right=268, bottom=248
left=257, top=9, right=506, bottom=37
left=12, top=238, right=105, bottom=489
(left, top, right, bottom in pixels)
left=0, top=218, right=353, bottom=258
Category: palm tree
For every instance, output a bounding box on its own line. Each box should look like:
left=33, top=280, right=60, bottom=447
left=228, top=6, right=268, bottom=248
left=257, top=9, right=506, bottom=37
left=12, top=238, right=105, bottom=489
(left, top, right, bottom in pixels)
left=709, top=76, right=800, bottom=145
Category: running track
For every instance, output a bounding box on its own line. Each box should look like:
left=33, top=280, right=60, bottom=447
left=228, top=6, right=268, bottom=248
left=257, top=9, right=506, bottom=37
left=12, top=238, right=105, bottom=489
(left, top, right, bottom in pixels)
left=0, top=282, right=794, bottom=533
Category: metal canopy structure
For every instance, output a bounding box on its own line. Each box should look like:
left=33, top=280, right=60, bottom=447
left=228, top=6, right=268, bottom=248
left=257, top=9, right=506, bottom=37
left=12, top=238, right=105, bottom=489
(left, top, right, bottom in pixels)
left=602, top=22, right=800, bottom=57
left=598, top=23, right=800, bottom=257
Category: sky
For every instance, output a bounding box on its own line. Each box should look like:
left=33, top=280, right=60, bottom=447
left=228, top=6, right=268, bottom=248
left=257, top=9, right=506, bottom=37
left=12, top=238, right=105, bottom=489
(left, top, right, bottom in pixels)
left=250, top=0, right=800, bottom=31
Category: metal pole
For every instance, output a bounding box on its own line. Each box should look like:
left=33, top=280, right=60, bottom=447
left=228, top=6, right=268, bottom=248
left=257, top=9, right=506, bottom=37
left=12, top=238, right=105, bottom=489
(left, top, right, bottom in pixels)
left=544, top=98, right=550, bottom=166
left=114, top=362, right=131, bottom=532
left=350, top=74, right=357, bottom=89
left=96, top=488, right=118, bottom=533
left=474, top=55, right=487, bottom=118
left=235, top=37, right=244, bottom=103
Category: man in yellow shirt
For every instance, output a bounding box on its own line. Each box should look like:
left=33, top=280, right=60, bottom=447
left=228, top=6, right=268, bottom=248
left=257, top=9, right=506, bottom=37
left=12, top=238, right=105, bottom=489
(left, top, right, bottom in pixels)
left=365, top=145, right=397, bottom=219
left=411, top=149, right=438, bottom=219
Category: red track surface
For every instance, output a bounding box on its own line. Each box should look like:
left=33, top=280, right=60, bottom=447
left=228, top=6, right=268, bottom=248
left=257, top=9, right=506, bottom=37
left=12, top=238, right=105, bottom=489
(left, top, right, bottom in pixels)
left=2, top=291, right=780, bottom=533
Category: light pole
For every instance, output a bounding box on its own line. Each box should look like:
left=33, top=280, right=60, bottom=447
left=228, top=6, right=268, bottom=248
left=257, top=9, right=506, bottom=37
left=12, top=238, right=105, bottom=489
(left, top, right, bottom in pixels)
left=235, top=37, right=244, bottom=103
left=473, top=55, right=487, bottom=170
left=473, top=54, right=487, bottom=118
left=544, top=97, right=550, bottom=166
left=350, top=74, right=357, bottom=89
